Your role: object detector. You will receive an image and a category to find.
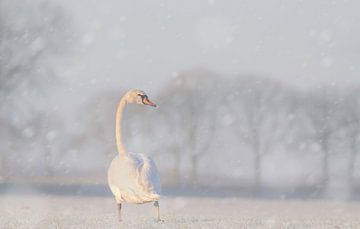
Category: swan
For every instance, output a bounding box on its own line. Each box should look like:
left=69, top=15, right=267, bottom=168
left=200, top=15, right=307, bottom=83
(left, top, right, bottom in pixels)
left=107, top=89, right=162, bottom=222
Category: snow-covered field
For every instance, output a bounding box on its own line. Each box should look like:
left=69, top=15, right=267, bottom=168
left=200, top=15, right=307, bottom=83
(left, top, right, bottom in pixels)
left=0, top=195, right=360, bottom=229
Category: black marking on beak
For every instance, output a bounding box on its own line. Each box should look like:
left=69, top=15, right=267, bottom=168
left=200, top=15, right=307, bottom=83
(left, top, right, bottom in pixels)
left=138, top=94, right=148, bottom=104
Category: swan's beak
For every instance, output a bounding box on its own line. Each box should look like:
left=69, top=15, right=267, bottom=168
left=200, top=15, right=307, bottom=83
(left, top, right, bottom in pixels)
left=143, top=97, right=157, bottom=107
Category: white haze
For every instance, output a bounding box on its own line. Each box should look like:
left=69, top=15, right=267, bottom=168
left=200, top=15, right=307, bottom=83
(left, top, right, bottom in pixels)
left=1, top=0, right=360, bottom=202
left=2, top=1, right=360, bottom=227
left=54, top=0, right=360, bottom=91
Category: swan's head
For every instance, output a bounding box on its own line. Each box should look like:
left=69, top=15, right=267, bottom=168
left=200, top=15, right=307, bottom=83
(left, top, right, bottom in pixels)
left=125, top=89, right=157, bottom=107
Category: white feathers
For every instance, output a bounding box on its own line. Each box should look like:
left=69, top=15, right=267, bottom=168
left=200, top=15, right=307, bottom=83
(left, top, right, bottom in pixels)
left=107, top=152, right=161, bottom=204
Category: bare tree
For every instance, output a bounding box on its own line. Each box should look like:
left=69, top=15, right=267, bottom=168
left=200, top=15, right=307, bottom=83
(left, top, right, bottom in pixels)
left=75, top=92, right=118, bottom=158
left=73, top=89, right=156, bottom=165
left=303, top=87, right=340, bottom=191
left=0, top=0, right=71, bottom=178
left=157, top=70, right=221, bottom=185
left=224, top=76, right=293, bottom=190
left=147, top=108, right=183, bottom=184
left=339, top=88, right=360, bottom=190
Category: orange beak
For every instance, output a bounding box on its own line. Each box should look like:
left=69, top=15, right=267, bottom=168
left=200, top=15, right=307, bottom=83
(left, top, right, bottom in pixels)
left=143, top=97, right=157, bottom=107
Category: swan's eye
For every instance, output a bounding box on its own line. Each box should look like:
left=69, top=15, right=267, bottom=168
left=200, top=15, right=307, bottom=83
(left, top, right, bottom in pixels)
left=137, top=94, right=148, bottom=104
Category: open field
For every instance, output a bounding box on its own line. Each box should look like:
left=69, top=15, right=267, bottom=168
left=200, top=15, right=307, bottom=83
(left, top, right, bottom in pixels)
left=0, top=195, right=360, bottom=229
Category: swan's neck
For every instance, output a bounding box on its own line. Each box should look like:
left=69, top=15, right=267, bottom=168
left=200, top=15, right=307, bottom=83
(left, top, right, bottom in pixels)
left=116, top=96, right=127, bottom=155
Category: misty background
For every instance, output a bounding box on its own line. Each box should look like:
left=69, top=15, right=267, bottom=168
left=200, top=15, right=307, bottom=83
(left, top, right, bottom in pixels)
left=1, top=0, right=360, bottom=200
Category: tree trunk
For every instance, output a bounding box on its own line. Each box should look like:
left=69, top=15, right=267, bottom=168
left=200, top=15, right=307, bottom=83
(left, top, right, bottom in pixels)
left=190, top=154, right=198, bottom=186
left=0, top=154, right=7, bottom=182
left=0, top=142, right=12, bottom=182
left=172, top=150, right=181, bottom=186
left=348, top=139, right=357, bottom=192
left=43, top=143, right=54, bottom=176
left=252, top=135, right=262, bottom=191
left=254, top=148, right=261, bottom=191
left=320, top=142, right=329, bottom=191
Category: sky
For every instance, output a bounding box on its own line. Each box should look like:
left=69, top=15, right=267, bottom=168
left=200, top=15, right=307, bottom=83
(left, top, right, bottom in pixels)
left=53, top=0, right=360, bottom=93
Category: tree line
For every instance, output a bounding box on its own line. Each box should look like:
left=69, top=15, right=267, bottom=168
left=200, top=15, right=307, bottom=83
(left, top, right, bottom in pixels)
left=73, top=70, right=360, bottom=198
left=0, top=1, right=359, bottom=199
left=155, top=71, right=357, bottom=189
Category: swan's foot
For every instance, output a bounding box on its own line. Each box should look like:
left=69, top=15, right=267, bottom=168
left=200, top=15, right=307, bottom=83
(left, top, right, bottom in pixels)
left=117, top=203, right=122, bottom=222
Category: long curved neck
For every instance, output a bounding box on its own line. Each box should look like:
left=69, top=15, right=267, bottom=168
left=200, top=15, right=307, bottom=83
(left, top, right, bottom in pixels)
left=116, top=96, right=127, bottom=155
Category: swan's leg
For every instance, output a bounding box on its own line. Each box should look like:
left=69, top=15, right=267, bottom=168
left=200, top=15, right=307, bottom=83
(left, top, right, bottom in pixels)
left=154, top=201, right=161, bottom=222
left=117, top=203, right=122, bottom=222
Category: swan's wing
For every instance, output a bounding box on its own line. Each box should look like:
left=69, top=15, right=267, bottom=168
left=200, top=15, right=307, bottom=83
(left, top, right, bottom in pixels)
left=108, top=153, right=161, bottom=203
left=135, top=153, right=161, bottom=197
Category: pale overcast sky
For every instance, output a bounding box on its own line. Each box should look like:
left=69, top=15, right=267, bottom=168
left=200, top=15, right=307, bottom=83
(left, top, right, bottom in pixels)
left=54, top=0, right=360, bottom=92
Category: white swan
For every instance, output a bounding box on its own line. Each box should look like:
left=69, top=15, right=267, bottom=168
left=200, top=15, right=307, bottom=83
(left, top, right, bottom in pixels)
left=107, top=89, right=162, bottom=222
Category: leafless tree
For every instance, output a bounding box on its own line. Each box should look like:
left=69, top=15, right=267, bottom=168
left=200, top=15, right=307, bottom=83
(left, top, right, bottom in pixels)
left=157, top=70, right=221, bottom=185
left=303, top=87, right=341, bottom=191
left=153, top=96, right=189, bottom=185
left=76, top=92, right=118, bottom=158
left=224, top=76, right=294, bottom=190
left=338, top=88, right=360, bottom=190
left=0, top=0, right=71, bottom=178
left=73, top=89, right=156, bottom=164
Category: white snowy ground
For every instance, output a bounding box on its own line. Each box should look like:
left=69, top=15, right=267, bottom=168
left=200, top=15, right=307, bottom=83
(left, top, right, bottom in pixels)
left=0, top=195, right=360, bottom=229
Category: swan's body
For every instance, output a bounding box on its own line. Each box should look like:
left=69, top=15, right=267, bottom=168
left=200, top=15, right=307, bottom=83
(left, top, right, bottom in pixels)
left=108, top=152, right=161, bottom=204
left=107, top=89, right=161, bottom=221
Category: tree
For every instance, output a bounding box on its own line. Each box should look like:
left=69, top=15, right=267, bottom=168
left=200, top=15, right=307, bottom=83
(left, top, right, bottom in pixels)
left=74, top=91, right=120, bottom=159
left=303, top=87, right=340, bottom=191
left=339, top=88, right=360, bottom=190
left=72, top=89, right=158, bottom=175
left=224, top=76, right=293, bottom=190
left=157, top=69, right=221, bottom=185
left=0, top=0, right=71, bottom=178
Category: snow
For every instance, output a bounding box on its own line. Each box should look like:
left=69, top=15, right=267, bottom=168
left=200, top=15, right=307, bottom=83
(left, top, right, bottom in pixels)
left=0, top=195, right=359, bottom=228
